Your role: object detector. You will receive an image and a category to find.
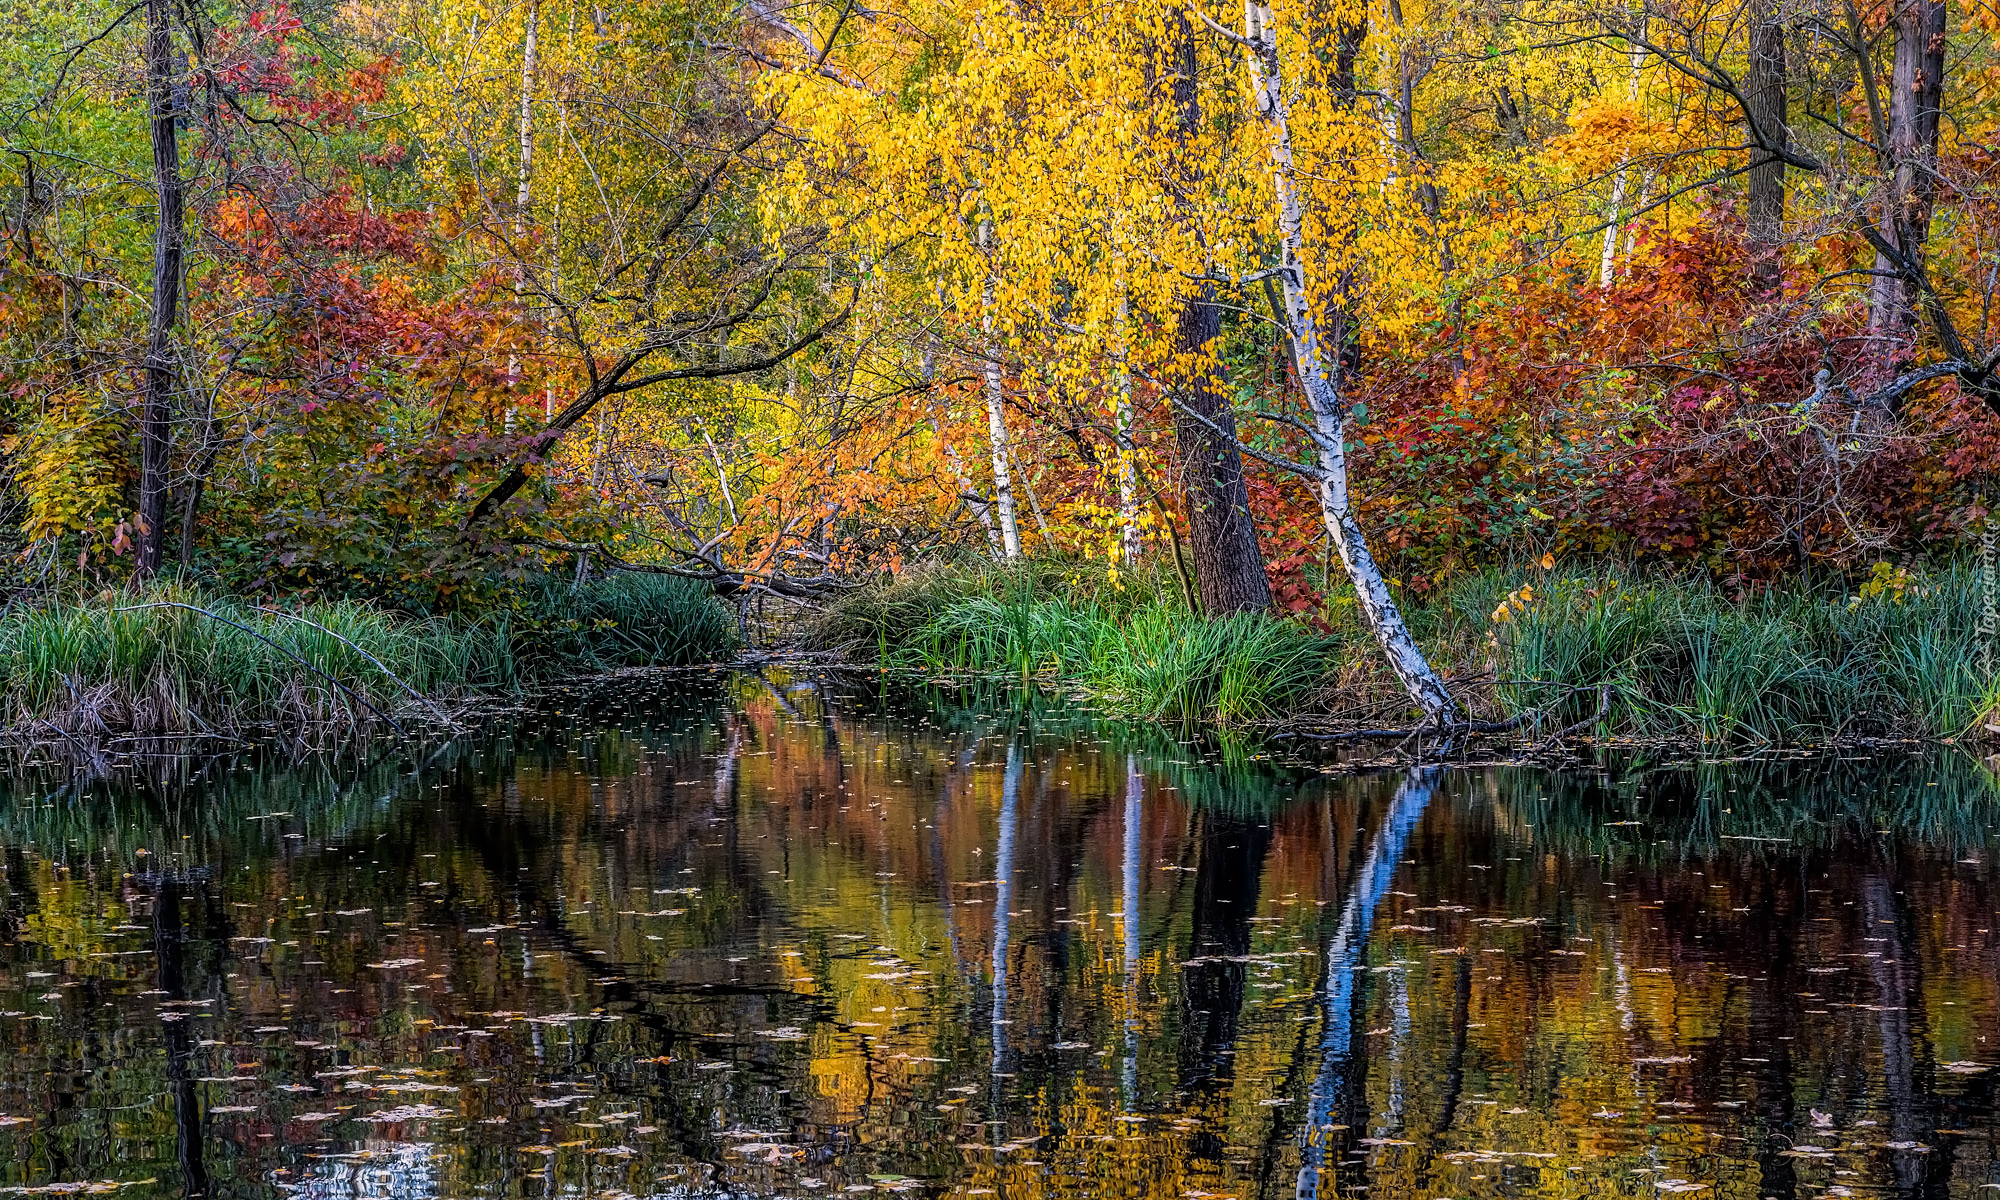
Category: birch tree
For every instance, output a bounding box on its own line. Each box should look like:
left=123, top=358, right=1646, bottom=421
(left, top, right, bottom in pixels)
left=1204, top=0, right=1462, bottom=722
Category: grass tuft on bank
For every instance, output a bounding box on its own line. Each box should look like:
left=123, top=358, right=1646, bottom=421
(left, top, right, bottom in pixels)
left=1, top=574, right=738, bottom=740
left=812, top=557, right=1999, bottom=744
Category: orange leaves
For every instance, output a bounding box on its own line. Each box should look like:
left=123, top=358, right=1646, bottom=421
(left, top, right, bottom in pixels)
left=1546, top=98, right=1662, bottom=176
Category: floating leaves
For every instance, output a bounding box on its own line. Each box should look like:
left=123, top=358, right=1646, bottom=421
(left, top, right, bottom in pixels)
left=360, top=1105, right=451, bottom=1122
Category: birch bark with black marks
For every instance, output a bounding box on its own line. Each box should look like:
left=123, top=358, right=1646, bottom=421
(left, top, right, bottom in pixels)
left=977, top=217, right=1023, bottom=558
left=1230, top=0, right=1459, bottom=722
left=924, top=343, right=1003, bottom=555
left=1115, top=261, right=1142, bottom=565
left=137, top=0, right=184, bottom=577
left=1599, top=28, right=1645, bottom=289
left=506, top=0, right=539, bottom=437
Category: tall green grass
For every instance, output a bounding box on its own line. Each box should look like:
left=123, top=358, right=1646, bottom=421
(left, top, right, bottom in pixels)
left=0, top=573, right=739, bottom=739
left=499, top=572, right=742, bottom=678
left=1448, top=563, right=1998, bottom=743
left=819, top=557, right=2000, bottom=743
left=0, top=582, right=503, bottom=736
left=810, top=559, right=1340, bottom=725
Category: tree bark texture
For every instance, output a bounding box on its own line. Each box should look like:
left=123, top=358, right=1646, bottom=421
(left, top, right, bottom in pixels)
left=977, top=218, right=1023, bottom=558
left=138, top=0, right=183, bottom=576
left=1166, top=8, right=1271, bottom=615
left=1238, top=0, right=1458, bottom=721
left=1867, top=0, right=1946, bottom=369
left=1745, top=0, right=1788, bottom=297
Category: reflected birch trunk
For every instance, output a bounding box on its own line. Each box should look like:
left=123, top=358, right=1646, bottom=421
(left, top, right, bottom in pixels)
left=991, top=741, right=1022, bottom=1078
left=1122, top=753, right=1143, bottom=1105
left=1296, top=768, right=1438, bottom=1200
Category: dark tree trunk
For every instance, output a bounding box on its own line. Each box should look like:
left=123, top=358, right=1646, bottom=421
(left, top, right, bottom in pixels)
left=1165, top=8, right=1270, bottom=616
left=151, top=875, right=210, bottom=1199
left=1744, top=2, right=1788, bottom=297
left=1178, top=807, right=1272, bottom=1089
left=1867, top=0, right=1947, bottom=371
left=137, top=0, right=183, bottom=577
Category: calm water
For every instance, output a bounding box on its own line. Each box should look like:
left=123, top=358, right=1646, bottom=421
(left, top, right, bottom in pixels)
left=1, top=671, right=1997, bottom=1199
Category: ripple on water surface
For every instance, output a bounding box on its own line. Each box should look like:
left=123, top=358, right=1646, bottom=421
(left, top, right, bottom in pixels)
left=0, top=672, right=1995, bottom=1200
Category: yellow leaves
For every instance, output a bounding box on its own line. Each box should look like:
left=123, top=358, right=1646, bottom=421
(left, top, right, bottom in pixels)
left=15, top=388, right=131, bottom=548
left=1849, top=562, right=1920, bottom=609
left=1490, top=583, right=1536, bottom=625
left=1546, top=96, right=1660, bottom=175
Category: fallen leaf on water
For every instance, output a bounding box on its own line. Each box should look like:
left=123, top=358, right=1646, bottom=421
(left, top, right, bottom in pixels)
left=359, top=1105, right=450, bottom=1122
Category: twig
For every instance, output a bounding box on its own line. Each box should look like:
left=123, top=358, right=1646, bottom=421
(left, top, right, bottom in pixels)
left=116, top=603, right=407, bottom=734
left=249, top=606, right=453, bottom=723
left=1527, top=683, right=1614, bottom=753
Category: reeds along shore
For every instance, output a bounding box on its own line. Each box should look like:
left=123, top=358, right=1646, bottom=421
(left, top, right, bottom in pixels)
left=807, top=558, right=2000, bottom=745
left=0, top=574, right=738, bottom=740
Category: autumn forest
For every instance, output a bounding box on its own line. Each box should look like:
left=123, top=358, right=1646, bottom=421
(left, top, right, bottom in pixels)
left=6, top=0, right=2000, bottom=1188
left=4, top=0, right=2000, bottom=738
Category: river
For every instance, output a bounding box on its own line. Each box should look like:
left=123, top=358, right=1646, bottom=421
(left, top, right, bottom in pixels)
left=0, top=669, right=1994, bottom=1199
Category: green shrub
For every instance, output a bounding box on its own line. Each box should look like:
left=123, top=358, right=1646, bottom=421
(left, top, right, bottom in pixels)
left=501, top=572, right=740, bottom=675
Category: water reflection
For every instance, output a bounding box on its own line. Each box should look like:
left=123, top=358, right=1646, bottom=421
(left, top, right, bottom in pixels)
left=0, top=672, right=1995, bottom=1200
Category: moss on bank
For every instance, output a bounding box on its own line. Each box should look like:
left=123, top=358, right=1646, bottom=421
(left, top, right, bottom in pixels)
left=808, top=557, right=1999, bottom=745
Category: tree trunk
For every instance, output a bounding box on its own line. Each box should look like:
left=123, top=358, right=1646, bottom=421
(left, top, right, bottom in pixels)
left=1744, top=0, right=1788, bottom=297
left=925, top=343, right=1004, bottom=557
left=1165, top=7, right=1270, bottom=615
left=1172, top=289, right=1273, bottom=614
left=1115, top=274, right=1141, bottom=566
left=1239, top=0, right=1458, bottom=722
left=136, top=0, right=183, bottom=578
left=1866, top=0, right=1946, bottom=371
left=505, top=0, right=539, bottom=437
left=976, top=218, right=1023, bottom=558
left=1598, top=32, right=1646, bottom=289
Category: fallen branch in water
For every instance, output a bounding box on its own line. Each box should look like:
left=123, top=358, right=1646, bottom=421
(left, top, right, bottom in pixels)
left=1526, top=682, right=1615, bottom=754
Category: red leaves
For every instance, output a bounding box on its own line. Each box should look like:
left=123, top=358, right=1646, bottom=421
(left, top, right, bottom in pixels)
left=1225, top=209, right=2000, bottom=586
left=205, top=6, right=397, bottom=132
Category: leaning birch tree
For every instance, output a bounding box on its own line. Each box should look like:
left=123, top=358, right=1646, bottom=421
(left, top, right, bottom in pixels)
left=1200, top=0, right=1462, bottom=722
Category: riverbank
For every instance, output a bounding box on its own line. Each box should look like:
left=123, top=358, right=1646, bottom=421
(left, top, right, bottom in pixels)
left=806, top=557, right=1998, bottom=747
left=0, top=574, right=738, bottom=745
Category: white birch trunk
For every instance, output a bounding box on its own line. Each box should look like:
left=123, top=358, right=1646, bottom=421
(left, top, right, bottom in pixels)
left=978, top=218, right=1023, bottom=558
left=1598, top=163, right=1628, bottom=289
left=926, top=341, right=1004, bottom=557
left=506, top=0, right=539, bottom=435
left=944, top=429, right=1004, bottom=557
left=1240, top=0, right=1459, bottom=723
left=1598, top=33, right=1646, bottom=289
left=1114, top=275, right=1141, bottom=565
left=1374, top=5, right=1402, bottom=186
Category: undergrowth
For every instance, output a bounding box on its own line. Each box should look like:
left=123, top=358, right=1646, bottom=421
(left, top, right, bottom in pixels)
left=0, top=573, right=738, bottom=739
left=811, top=557, right=1999, bottom=744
